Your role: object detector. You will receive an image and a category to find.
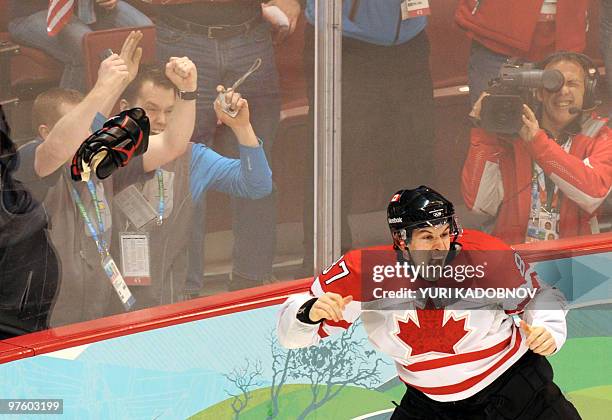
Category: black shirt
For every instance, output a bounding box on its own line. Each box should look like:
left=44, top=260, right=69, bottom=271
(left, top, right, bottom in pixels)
left=158, top=1, right=262, bottom=26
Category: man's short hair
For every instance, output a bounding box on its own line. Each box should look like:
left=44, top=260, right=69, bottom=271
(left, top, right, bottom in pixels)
left=32, top=88, right=84, bottom=131
left=539, top=52, right=590, bottom=80
left=123, top=64, right=177, bottom=104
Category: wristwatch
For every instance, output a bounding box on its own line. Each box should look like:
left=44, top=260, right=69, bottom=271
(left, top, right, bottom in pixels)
left=178, top=90, right=198, bottom=101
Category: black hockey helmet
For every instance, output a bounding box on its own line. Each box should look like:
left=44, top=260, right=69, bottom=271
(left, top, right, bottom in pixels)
left=387, top=186, right=461, bottom=249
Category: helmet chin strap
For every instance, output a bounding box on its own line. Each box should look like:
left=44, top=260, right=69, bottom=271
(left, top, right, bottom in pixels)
left=393, top=242, right=411, bottom=264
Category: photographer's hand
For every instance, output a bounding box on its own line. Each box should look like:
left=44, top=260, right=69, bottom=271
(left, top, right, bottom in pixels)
left=519, top=104, right=540, bottom=143
left=469, top=92, right=489, bottom=122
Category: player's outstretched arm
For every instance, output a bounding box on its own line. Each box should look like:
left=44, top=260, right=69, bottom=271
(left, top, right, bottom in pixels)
left=277, top=292, right=352, bottom=349
left=309, top=293, right=353, bottom=323
left=278, top=252, right=360, bottom=349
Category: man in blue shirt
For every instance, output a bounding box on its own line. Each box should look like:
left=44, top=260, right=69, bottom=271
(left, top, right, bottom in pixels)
left=301, top=0, right=435, bottom=274
left=109, top=64, right=272, bottom=310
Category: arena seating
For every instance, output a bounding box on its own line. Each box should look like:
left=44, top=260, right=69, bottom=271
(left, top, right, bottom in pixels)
left=0, top=0, right=62, bottom=100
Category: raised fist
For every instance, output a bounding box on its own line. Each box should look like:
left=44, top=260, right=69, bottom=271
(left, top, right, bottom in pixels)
left=165, top=57, right=197, bottom=93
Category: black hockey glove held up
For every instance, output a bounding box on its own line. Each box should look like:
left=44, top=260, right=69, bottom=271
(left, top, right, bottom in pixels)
left=70, top=108, right=150, bottom=181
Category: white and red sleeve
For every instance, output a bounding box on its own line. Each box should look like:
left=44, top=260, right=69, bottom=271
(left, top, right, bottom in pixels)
left=461, top=128, right=507, bottom=216
left=526, top=125, right=612, bottom=214
left=277, top=251, right=363, bottom=349
left=506, top=247, right=567, bottom=353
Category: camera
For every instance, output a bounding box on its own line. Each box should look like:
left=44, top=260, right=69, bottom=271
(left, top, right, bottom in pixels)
left=480, top=61, right=564, bottom=134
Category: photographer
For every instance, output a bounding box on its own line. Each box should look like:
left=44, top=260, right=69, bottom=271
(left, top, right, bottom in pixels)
left=462, top=52, right=612, bottom=244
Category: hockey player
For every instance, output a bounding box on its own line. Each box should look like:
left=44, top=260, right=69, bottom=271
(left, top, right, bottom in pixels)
left=277, top=186, right=580, bottom=419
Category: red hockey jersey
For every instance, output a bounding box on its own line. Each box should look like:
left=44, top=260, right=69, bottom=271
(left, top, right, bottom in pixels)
left=277, top=230, right=567, bottom=402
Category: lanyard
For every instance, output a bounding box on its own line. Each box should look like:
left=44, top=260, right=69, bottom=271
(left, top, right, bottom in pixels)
left=71, top=181, right=108, bottom=256
left=86, top=179, right=105, bottom=233
left=532, top=136, right=571, bottom=213
left=156, top=168, right=165, bottom=225
left=532, top=169, right=560, bottom=213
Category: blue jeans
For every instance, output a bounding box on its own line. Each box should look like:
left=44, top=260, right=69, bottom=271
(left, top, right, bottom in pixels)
left=156, top=19, right=280, bottom=287
left=602, top=0, right=612, bottom=99
left=8, top=2, right=152, bottom=92
left=468, top=41, right=510, bottom=106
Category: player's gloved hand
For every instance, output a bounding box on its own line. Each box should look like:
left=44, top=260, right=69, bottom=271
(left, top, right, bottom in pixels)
left=71, top=108, right=150, bottom=182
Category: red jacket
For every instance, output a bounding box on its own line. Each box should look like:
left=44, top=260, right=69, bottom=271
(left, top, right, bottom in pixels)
left=461, top=117, right=612, bottom=244
left=455, top=0, right=589, bottom=59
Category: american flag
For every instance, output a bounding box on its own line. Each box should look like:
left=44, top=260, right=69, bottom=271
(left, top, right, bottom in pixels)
left=47, top=0, right=75, bottom=36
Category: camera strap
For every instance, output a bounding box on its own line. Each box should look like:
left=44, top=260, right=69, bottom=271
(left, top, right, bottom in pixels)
left=544, top=175, right=556, bottom=211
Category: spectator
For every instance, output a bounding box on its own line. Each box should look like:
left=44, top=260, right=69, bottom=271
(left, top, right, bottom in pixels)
left=301, top=0, right=435, bottom=274
left=462, top=52, right=612, bottom=244
left=108, top=64, right=272, bottom=311
left=8, top=0, right=152, bottom=92
left=0, top=105, right=59, bottom=338
left=13, top=32, right=198, bottom=326
left=455, top=0, right=590, bottom=105
left=153, top=0, right=298, bottom=292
